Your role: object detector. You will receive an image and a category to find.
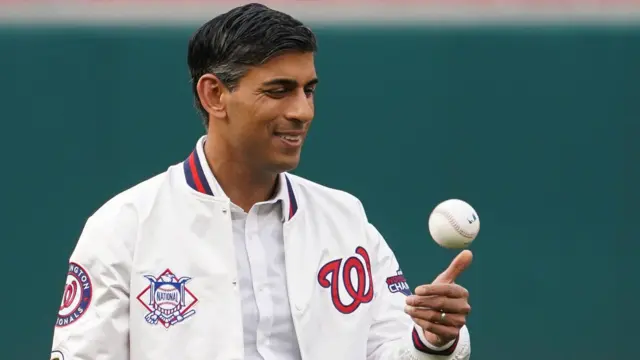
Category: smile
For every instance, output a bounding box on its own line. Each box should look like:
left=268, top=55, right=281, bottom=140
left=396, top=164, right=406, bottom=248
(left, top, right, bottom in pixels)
left=275, top=133, right=303, bottom=147
left=279, top=134, right=301, bottom=142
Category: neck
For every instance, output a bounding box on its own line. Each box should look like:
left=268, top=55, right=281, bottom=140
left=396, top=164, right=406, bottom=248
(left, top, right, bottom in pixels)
left=203, top=134, right=278, bottom=212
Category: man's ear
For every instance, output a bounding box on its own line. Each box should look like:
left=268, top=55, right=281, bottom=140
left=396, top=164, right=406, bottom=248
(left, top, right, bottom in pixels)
left=196, top=74, right=228, bottom=119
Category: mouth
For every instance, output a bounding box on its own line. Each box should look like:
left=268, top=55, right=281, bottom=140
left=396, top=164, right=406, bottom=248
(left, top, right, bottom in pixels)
left=274, top=132, right=304, bottom=147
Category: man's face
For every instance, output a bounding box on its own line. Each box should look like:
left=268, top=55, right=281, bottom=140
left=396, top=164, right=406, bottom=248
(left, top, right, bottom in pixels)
left=222, top=51, right=317, bottom=173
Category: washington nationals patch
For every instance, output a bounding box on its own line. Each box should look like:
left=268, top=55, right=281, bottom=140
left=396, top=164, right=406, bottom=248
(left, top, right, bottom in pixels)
left=136, top=269, right=198, bottom=328
left=317, top=246, right=374, bottom=314
left=56, top=262, right=93, bottom=327
left=50, top=350, right=65, bottom=360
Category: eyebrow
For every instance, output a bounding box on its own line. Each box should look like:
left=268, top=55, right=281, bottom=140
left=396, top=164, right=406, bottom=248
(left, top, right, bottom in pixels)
left=262, top=78, right=319, bottom=87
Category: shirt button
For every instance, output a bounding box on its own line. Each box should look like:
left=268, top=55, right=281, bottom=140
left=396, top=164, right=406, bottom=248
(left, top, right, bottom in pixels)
left=222, top=208, right=228, bottom=215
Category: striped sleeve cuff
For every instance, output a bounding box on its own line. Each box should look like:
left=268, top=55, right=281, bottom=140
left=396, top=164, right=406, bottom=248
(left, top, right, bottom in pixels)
left=411, top=325, right=459, bottom=356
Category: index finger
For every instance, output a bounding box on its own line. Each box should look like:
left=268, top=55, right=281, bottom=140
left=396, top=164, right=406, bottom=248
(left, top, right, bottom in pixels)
left=433, top=250, right=473, bottom=284
left=414, top=283, right=469, bottom=298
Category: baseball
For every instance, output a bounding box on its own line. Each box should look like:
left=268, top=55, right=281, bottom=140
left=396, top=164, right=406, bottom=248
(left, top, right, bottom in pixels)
left=428, top=199, right=480, bottom=249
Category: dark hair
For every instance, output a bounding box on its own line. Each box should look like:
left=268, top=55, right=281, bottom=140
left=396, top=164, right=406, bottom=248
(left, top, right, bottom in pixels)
left=187, top=3, right=318, bottom=127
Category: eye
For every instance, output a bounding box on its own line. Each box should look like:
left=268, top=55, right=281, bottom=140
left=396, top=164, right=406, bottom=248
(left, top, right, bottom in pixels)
left=304, top=87, right=316, bottom=97
left=265, top=88, right=288, bottom=98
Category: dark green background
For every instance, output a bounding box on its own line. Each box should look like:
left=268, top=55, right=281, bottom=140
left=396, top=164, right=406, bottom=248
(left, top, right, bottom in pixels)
left=1, top=24, right=637, bottom=359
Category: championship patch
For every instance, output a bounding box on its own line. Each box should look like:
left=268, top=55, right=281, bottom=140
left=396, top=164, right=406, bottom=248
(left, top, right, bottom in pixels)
left=56, top=262, right=93, bottom=327
left=50, top=350, right=65, bottom=360
left=386, top=269, right=411, bottom=296
left=136, top=269, right=198, bottom=328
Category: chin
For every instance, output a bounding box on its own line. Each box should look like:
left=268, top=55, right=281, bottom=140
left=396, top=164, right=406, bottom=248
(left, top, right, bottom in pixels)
left=270, top=154, right=301, bottom=173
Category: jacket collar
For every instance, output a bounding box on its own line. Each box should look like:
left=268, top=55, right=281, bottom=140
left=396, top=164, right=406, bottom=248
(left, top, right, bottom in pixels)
left=183, top=136, right=298, bottom=221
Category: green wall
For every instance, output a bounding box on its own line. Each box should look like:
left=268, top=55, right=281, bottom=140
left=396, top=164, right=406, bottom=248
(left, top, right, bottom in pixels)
left=0, top=24, right=637, bottom=359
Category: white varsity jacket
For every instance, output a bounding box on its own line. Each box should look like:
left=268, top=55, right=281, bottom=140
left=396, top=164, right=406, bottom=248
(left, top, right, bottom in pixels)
left=50, top=137, right=471, bottom=360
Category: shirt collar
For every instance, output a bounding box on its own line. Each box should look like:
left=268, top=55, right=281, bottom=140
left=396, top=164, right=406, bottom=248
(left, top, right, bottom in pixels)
left=183, top=135, right=298, bottom=221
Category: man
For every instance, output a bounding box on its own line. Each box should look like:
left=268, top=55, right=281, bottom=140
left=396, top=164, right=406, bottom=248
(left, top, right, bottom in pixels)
left=50, top=3, right=472, bottom=360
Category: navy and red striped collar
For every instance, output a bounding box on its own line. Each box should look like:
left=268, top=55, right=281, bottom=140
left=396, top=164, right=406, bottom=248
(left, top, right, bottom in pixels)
left=183, top=147, right=213, bottom=196
left=182, top=139, right=298, bottom=220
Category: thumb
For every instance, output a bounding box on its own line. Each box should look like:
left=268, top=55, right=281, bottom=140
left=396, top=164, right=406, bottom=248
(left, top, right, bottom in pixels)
left=433, top=250, right=473, bottom=284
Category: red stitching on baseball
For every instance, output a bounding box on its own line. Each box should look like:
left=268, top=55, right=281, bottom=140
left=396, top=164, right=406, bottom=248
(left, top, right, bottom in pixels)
left=433, top=210, right=476, bottom=239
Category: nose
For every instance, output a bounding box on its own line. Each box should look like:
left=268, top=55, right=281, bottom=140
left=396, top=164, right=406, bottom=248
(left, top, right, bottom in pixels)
left=284, top=90, right=314, bottom=124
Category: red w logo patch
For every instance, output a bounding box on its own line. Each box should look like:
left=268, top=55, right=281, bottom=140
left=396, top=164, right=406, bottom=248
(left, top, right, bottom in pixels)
left=317, top=246, right=374, bottom=314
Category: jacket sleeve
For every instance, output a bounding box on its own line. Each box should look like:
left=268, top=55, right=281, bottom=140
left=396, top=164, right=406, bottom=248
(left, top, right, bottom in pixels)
left=50, top=205, right=136, bottom=360
left=365, top=222, right=471, bottom=360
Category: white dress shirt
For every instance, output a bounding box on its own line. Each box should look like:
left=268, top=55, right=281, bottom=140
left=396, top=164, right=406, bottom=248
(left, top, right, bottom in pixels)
left=197, top=142, right=302, bottom=360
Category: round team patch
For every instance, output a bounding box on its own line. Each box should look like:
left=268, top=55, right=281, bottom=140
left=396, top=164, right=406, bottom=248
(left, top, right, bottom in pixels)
left=50, top=350, right=65, bottom=360
left=56, top=262, right=93, bottom=327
